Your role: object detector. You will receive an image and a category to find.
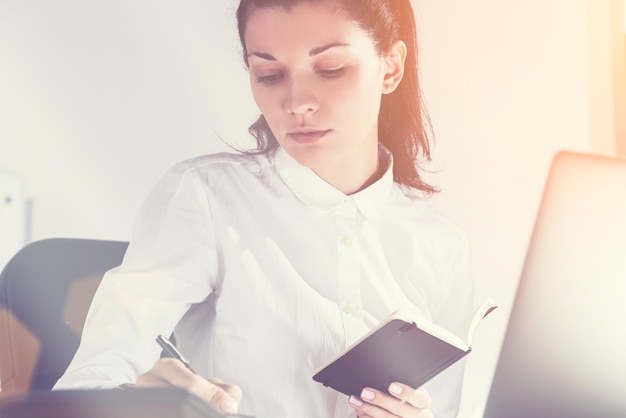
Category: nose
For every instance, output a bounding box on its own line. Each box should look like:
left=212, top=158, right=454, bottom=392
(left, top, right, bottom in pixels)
left=284, top=76, right=319, bottom=116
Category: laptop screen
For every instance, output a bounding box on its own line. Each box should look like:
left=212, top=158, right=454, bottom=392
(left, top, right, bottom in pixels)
left=483, top=151, right=626, bottom=418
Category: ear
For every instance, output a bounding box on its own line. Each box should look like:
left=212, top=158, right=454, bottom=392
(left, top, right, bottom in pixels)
left=382, top=40, right=407, bottom=94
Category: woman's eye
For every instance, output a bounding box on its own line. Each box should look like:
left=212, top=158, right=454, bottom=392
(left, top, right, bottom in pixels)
left=255, top=73, right=284, bottom=85
left=317, top=67, right=345, bottom=78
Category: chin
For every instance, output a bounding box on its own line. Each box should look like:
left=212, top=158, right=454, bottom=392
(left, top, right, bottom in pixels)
left=283, top=145, right=330, bottom=170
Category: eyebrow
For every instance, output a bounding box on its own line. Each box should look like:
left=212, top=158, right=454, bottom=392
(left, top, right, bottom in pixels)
left=247, top=42, right=350, bottom=61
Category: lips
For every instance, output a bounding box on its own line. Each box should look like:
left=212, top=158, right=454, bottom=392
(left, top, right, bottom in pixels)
left=287, top=129, right=330, bottom=144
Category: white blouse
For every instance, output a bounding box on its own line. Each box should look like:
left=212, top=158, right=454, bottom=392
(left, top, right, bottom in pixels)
left=54, top=146, right=474, bottom=418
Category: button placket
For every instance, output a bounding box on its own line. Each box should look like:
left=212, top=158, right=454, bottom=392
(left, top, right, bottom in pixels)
left=335, top=199, right=362, bottom=331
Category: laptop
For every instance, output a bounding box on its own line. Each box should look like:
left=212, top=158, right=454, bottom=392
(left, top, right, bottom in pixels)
left=483, top=151, right=626, bottom=418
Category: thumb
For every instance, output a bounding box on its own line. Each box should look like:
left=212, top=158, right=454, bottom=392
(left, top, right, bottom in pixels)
left=206, top=378, right=243, bottom=414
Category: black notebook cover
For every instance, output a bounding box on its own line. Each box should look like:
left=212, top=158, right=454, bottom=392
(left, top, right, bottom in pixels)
left=312, top=318, right=471, bottom=396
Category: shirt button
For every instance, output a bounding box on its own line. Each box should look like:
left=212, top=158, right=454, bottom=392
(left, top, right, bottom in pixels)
left=341, top=236, right=353, bottom=247
left=343, top=301, right=359, bottom=313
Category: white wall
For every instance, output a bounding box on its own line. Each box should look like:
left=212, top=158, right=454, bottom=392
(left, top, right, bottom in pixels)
left=0, top=0, right=258, bottom=242
left=0, top=0, right=620, bottom=416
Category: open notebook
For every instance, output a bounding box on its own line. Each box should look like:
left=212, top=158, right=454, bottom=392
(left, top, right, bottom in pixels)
left=483, top=151, right=626, bottom=418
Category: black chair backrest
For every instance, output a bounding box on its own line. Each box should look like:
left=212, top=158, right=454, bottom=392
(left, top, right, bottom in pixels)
left=0, top=238, right=128, bottom=395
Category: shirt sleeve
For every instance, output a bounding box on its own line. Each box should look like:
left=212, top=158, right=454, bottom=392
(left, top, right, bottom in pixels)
left=54, top=162, right=218, bottom=389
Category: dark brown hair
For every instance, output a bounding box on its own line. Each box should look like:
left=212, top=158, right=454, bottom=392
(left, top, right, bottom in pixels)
left=236, top=0, right=436, bottom=194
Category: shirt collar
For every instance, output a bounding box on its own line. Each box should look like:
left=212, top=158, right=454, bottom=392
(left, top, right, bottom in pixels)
left=274, top=145, right=394, bottom=222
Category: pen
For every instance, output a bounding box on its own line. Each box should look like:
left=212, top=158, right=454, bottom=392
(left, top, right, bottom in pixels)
left=156, top=334, right=196, bottom=373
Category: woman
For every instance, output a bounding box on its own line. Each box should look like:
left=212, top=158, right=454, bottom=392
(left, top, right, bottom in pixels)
left=55, top=1, right=474, bottom=417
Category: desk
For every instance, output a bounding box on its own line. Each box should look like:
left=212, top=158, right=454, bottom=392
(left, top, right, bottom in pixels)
left=0, top=388, right=232, bottom=418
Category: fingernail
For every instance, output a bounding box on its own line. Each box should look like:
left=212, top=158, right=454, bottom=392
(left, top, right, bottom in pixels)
left=360, top=388, right=375, bottom=400
left=349, top=395, right=363, bottom=406
left=389, top=383, right=403, bottom=395
left=219, top=398, right=238, bottom=414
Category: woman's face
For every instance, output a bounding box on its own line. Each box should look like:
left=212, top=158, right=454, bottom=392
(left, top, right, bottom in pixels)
left=244, top=2, right=388, bottom=179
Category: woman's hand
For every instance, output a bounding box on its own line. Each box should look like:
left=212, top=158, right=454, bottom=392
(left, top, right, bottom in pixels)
left=135, top=358, right=242, bottom=415
left=348, top=382, right=433, bottom=418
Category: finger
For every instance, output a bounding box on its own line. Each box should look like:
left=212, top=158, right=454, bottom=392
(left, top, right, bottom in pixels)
left=348, top=394, right=367, bottom=415
left=347, top=396, right=368, bottom=418
left=352, top=411, right=375, bottom=418
left=388, top=383, right=431, bottom=409
left=136, top=359, right=241, bottom=414
left=185, top=375, right=241, bottom=414
left=136, top=358, right=195, bottom=387
left=348, top=390, right=402, bottom=418
left=354, top=386, right=435, bottom=417
left=208, top=377, right=243, bottom=403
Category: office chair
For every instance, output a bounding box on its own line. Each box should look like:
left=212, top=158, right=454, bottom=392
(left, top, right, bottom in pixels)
left=0, top=238, right=128, bottom=395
